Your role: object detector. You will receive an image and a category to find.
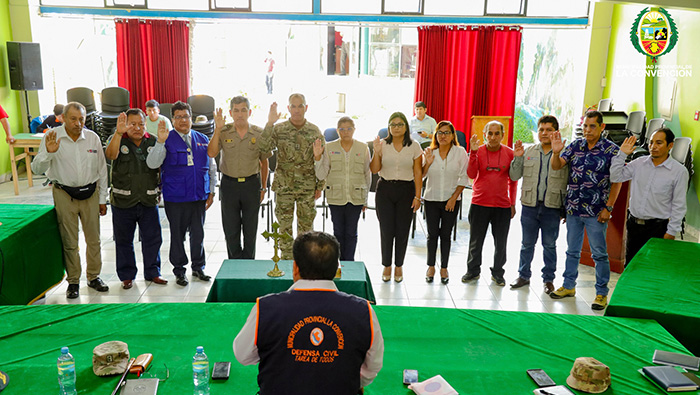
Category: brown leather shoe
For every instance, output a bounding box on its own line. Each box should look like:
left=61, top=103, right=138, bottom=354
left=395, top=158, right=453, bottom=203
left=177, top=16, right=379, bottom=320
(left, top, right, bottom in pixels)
left=543, top=282, right=555, bottom=294
left=509, top=277, right=530, bottom=289
left=122, top=280, right=133, bottom=289
left=149, top=276, right=168, bottom=285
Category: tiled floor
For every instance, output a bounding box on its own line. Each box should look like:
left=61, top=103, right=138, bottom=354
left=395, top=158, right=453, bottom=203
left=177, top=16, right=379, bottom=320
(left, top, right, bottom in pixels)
left=1, top=171, right=618, bottom=315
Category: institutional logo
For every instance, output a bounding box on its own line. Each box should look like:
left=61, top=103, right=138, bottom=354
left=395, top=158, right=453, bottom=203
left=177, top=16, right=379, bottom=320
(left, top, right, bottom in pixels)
left=310, top=327, right=324, bottom=346
left=630, top=8, right=678, bottom=62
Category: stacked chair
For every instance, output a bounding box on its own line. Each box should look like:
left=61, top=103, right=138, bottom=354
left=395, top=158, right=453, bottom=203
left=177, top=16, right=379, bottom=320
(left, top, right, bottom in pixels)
left=66, top=87, right=98, bottom=133
left=188, top=95, right=215, bottom=139
left=159, top=103, right=174, bottom=122
left=94, top=87, right=129, bottom=145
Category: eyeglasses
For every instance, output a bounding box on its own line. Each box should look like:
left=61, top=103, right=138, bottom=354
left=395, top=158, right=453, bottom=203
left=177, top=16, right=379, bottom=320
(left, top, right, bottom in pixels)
left=338, top=128, right=354, bottom=132
left=389, top=123, right=405, bottom=128
left=139, top=364, right=170, bottom=382
left=173, top=115, right=191, bottom=120
left=486, top=149, right=502, bottom=171
left=436, top=131, right=452, bottom=136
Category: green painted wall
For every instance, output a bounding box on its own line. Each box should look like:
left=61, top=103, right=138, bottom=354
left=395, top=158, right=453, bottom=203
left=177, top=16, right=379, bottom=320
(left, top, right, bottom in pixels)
left=0, top=0, right=22, bottom=178
left=601, top=3, right=700, bottom=229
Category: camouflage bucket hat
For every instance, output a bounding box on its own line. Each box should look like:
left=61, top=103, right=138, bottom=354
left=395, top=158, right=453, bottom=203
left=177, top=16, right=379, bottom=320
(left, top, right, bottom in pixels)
left=92, top=341, right=130, bottom=376
left=566, top=357, right=611, bottom=393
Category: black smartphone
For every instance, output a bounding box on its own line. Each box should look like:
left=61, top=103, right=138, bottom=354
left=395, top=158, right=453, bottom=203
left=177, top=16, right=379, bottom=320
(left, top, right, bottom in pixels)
left=527, top=369, right=556, bottom=387
left=212, top=361, right=231, bottom=380
left=403, top=369, right=418, bottom=385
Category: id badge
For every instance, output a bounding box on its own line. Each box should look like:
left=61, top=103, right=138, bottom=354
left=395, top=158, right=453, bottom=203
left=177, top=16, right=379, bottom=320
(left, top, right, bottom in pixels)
left=187, top=154, right=194, bottom=166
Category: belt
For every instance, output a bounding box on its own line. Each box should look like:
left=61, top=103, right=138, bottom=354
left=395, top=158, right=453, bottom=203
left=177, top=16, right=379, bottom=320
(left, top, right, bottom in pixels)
left=628, top=213, right=667, bottom=225
left=379, top=177, right=413, bottom=184
left=223, top=174, right=258, bottom=182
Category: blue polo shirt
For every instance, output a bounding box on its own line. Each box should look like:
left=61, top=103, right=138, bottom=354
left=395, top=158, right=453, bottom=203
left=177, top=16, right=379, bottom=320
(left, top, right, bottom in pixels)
left=560, top=137, right=619, bottom=217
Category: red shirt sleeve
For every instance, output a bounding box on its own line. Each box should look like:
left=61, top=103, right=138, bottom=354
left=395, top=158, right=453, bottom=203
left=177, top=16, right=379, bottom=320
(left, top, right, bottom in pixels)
left=0, top=104, right=8, bottom=119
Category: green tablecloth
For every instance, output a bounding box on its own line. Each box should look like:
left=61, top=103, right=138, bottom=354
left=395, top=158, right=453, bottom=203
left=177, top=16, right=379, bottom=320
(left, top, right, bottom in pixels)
left=206, top=260, right=376, bottom=303
left=0, top=204, right=64, bottom=305
left=0, top=303, right=693, bottom=394
left=606, top=238, right=700, bottom=355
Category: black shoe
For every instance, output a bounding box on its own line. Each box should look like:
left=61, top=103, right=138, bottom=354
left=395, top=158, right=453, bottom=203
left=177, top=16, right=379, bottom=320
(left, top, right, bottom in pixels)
left=441, top=277, right=449, bottom=285
left=176, top=274, right=189, bottom=286
left=509, top=277, right=530, bottom=289
left=491, top=276, right=506, bottom=286
left=88, top=278, right=109, bottom=292
left=461, top=272, right=480, bottom=283
left=192, top=270, right=211, bottom=281
left=66, top=284, right=79, bottom=299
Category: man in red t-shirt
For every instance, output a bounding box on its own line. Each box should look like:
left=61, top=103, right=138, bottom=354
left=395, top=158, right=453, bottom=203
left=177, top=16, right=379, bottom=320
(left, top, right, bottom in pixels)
left=462, top=121, right=517, bottom=286
left=264, top=51, right=275, bottom=95
left=0, top=104, right=15, bottom=144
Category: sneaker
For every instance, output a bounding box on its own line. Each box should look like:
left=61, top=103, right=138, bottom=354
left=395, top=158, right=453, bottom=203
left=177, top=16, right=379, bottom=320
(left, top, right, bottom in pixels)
left=461, top=272, right=480, bottom=283
left=591, top=295, right=608, bottom=310
left=549, top=286, right=576, bottom=299
left=491, top=276, right=506, bottom=286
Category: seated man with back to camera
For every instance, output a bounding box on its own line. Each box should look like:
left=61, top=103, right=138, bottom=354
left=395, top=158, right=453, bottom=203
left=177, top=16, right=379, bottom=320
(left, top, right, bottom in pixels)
left=233, top=231, right=384, bottom=395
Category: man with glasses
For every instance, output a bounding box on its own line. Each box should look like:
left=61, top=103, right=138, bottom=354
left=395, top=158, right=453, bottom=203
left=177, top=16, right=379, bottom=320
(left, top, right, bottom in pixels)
left=260, top=93, right=325, bottom=260
left=462, top=121, right=517, bottom=286
left=550, top=110, right=621, bottom=310
left=208, top=96, right=271, bottom=259
left=509, top=115, right=568, bottom=294
left=409, top=101, right=437, bottom=144
left=105, top=108, right=166, bottom=289
left=147, top=101, right=217, bottom=286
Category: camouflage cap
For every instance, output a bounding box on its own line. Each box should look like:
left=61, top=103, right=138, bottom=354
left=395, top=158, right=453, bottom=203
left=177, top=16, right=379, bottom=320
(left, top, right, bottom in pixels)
left=566, top=357, right=611, bottom=393
left=92, top=341, right=129, bottom=376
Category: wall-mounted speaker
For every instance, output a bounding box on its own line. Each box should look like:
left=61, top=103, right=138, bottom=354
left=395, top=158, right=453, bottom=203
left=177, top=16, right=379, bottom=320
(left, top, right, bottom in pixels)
left=7, top=41, right=43, bottom=91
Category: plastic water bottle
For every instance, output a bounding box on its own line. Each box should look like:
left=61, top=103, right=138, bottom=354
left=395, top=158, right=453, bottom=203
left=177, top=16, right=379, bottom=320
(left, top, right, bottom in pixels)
left=57, top=347, right=77, bottom=395
left=192, top=346, right=210, bottom=395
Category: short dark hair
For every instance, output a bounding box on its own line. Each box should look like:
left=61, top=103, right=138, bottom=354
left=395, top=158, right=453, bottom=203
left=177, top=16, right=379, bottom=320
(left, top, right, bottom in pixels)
left=63, top=102, right=86, bottom=116
left=584, top=110, right=604, bottom=125
left=230, top=96, right=250, bottom=110
left=537, top=115, right=559, bottom=131
left=337, top=116, right=354, bottom=128
left=415, top=101, right=427, bottom=109
left=145, top=100, right=160, bottom=109
left=385, top=112, right=412, bottom=147
left=125, top=108, right=146, bottom=120
left=651, top=127, right=675, bottom=145
left=171, top=101, right=191, bottom=118
left=53, top=104, right=64, bottom=116
left=293, top=232, right=340, bottom=280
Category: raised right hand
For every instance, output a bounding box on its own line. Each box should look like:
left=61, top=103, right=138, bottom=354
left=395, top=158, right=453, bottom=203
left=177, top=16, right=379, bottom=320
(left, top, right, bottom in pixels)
left=620, top=135, right=637, bottom=155
left=513, top=140, right=524, bottom=157
left=46, top=130, right=60, bottom=153
left=424, top=147, right=435, bottom=165
left=267, top=102, right=281, bottom=125
left=313, top=138, right=324, bottom=160
left=157, top=120, right=170, bottom=143
left=551, top=131, right=565, bottom=154
left=115, top=112, right=131, bottom=137
left=373, top=136, right=382, bottom=157
left=469, top=134, right=480, bottom=152
left=214, top=108, right=226, bottom=130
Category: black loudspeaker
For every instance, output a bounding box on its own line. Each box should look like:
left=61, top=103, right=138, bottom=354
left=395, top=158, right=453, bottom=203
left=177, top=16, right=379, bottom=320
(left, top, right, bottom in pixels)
left=7, top=41, right=43, bottom=91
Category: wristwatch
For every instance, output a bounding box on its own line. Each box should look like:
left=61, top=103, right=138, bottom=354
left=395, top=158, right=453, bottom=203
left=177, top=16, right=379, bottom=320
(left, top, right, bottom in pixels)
left=606, top=205, right=614, bottom=212
left=260, top=188, right=268, bottom=192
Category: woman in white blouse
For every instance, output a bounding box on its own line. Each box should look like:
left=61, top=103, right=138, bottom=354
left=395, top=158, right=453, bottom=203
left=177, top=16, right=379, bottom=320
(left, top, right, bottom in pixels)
left=370, top=112, right=423, bottom=283
left=422, top=121, right=468, bottom=284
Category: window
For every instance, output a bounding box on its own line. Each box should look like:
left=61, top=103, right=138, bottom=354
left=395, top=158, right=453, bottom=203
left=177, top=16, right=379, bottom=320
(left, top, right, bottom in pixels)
left=367, top=27, right=416, bottom=79
left=40, top=0, right=103, bottom=6
left=527, top=0, right=589, bottom=17
left=211, top=0, right=251, bottom=11
left=485, top=0, right=525, bottom=15
left=382, top=0, right=422, bottom=14
left=423, top=0, right=483, bottom=16
left=148, top=0, right=208, bottom=10
left=252, top=0, right=312, bottom=13
left=322, top=0, right=380, bottom=14
left=105, top=0, right=147, bottom=7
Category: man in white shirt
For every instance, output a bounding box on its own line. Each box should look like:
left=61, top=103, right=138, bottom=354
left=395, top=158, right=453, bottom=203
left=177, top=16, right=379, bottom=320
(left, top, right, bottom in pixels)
left=409, top=101, right=437, bottom=144
left=32, top=102, right=109, bottom=299
left=610, top=127, right=688, bottom=264
left=233, top=231, right=383, bottom=395
left=145, top=100, right=172, bottom=138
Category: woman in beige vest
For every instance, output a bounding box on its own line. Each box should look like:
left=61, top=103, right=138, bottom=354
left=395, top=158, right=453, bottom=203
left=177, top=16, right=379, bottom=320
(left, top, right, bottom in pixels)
left=313, top=117, right=371, bottom=261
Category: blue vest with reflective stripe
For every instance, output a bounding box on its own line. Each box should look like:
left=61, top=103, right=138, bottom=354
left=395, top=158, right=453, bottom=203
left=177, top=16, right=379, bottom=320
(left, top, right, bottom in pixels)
left=160, top=130, right=210, bottom=202
left=256, top=290, right=372, bottom=395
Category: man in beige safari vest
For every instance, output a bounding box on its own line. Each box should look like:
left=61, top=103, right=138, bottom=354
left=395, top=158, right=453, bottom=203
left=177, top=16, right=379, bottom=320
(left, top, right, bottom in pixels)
left=508, top=115, right=568, bottom=294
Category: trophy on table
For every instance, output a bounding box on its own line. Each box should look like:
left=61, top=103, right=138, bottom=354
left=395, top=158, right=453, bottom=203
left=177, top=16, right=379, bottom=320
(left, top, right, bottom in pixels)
left=262, top=222, right=293, bottom=278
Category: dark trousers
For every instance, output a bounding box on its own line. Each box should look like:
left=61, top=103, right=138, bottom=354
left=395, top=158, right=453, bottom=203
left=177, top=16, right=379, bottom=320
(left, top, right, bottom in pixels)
left=265, top=74, right=274, bottom=94
left=625, top=212, right=669, bottom=265
left=466, top=204, right=511, bottom=278
left=164, top=200, right=206, bottom=276
left=329, top=203, right=363, bottom=261
left=375, top=178, right=414, bottom=267
left=425, top=200, right=459, bottom=268
left=112, top=204, right=163, bottom=281
left=221, top=174, right=261, bottom=259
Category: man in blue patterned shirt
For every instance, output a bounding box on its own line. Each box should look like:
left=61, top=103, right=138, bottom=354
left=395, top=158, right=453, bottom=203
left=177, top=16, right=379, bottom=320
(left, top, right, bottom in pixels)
left=549, top=110, right=621, bottom=310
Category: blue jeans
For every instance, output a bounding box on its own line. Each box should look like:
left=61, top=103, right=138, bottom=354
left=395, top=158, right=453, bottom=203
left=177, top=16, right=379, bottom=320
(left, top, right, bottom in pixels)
left=518, top=204, right=560, bottom=282
left=562, top=214, right=610, bottom=295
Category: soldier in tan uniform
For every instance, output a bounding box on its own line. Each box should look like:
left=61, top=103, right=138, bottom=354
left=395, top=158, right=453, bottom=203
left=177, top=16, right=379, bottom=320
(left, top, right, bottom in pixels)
left=259, top=93, right=324, bottom=259
left=209, top=96, right=271, bottom=259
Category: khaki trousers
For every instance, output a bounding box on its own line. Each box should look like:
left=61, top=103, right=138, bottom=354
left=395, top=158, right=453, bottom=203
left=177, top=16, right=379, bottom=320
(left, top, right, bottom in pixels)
left=52, top=186, right=103, bottom=284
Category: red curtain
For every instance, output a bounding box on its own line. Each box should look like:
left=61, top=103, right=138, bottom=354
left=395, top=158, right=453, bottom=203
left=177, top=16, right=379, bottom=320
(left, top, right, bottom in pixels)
left=415, top=25, right=522, bottom=146
left=116, top=19, right=190, bottom=109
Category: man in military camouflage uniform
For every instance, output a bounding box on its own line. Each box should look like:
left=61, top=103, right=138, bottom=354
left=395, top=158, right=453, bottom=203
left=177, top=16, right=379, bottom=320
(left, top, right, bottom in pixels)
left=259, top=93, right=324, bottom=259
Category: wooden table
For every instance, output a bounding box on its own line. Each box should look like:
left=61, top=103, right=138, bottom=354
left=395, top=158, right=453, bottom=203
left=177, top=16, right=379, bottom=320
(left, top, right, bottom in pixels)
left=8, top=133, right=43, bottom=195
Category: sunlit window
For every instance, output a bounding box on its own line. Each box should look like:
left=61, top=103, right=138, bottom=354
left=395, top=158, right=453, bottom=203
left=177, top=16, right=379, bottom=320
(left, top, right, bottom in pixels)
left=322, top=0, right=380, bottom=14
left=211, top=0, right=251, bottom=10
left=148, top=0, right=208, bottom=10
left=424, top=0, right=483, bottom=16
left=486, top=0, right=524, bottom=15
left=383, top=0, right=421, bottom=14
left=527, top=0, right=589, bottom=17
left=40, top=0, right=103, bottom=7
left=105, top=0, right=146, bottom=7
left=252, top=0, right=312, bottom=13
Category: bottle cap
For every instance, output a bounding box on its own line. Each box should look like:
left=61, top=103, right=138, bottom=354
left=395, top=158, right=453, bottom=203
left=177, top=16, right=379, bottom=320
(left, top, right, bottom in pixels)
left=61, top=347, right=69, bottom=354
left=196, top=346, right=204, bottom=353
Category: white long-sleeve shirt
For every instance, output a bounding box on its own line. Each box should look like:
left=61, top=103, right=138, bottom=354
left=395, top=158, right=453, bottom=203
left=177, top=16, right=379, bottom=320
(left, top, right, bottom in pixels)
left=31, top=125, right=108, bottom=204
left=233, top=279, right=384, bottom=388
left=423, top=145, right=468, bottom=202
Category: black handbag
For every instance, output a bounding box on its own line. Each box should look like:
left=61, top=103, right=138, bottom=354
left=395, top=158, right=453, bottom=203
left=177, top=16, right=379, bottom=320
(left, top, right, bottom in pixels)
left=56, top=181, right=97, bottom=200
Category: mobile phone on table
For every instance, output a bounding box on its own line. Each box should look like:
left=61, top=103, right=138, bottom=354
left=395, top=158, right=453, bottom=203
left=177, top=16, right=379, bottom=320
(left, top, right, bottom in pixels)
left=527, top=369, right=556, bottom=387
left=212, top=361, right=231, bottom=380
left=403, top=369, right=419, bottom=385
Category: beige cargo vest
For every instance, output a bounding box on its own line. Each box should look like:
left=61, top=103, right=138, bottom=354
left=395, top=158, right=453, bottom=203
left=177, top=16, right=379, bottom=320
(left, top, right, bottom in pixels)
left=325, top=139, right=369, bottom=206
left=520, top=144, right=569, bottom=208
